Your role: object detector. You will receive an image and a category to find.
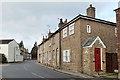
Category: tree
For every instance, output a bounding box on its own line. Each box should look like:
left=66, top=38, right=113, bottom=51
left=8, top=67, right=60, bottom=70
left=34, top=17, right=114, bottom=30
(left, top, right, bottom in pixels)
left=31, top=42, right=38, bottom=59
left=19, top=41, right=24, bottom=48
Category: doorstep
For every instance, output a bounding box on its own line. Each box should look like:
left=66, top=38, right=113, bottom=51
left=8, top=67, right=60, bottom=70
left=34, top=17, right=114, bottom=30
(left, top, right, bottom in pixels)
left=36, top=62, right=93, bottom=78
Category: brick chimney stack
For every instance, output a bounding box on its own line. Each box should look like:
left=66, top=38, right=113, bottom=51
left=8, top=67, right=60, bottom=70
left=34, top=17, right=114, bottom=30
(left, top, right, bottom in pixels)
left=48, top=29, right=53, bottom=37
left=114, top=1, right=120, bottom=78
left=58, top=18, right=64, bottom=28
left=87, top=4, right=95, bottom=18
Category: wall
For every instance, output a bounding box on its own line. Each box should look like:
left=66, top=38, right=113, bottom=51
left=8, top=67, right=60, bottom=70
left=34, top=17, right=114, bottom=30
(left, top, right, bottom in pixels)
left=8, top=40, right=23, bottom=62
left=61, top=20, right=82, bottom=72
left=0, top=44, right=8, bottom=60
left=80, top=19, right=117, bottom=53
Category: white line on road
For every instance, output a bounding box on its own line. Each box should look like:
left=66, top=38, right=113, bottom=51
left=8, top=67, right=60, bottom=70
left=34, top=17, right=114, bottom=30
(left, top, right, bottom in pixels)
left=0, top=64, right=10, bottom=66
left=32, top=72, right=47, bottom=79
left=23, top=66, right=27, bottom=71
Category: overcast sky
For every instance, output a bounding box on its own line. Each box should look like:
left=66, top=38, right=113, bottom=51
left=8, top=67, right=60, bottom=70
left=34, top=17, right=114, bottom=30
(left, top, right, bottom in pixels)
left=0, top=1, right=119, bottom=52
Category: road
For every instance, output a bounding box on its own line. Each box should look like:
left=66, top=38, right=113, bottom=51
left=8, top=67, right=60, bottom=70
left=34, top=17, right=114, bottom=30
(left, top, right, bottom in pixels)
left=2, top=60, right=76, bottom=80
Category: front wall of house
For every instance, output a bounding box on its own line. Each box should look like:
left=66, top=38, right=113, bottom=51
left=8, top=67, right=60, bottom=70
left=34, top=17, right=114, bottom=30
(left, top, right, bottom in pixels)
left=80, top=19, right=117, bottom=53
left=38, top=33, right=59, bottom=67
left=61, top=20, right=82, bottom=72
left=8, top=40, right=23, bottom=62
left=51, top=33, right=59, bottom=67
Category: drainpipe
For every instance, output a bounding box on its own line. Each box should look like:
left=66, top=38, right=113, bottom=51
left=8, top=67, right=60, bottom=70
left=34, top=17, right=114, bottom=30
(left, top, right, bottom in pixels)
left=114, top=1, right=120, bottom=78
left=14, top=47, right=15, bottom=62
left=59, top=28, right=62, bottom=68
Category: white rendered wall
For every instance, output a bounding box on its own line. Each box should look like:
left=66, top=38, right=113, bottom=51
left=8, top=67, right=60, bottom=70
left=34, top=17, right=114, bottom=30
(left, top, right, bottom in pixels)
left=8, top=40, right=23, bottom=62
left=0, top=44, right=8, bottom=60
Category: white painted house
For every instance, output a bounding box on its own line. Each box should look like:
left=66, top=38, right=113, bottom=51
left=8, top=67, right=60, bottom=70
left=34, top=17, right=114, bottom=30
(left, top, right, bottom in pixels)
left=0, top=39, right=23, bottom=62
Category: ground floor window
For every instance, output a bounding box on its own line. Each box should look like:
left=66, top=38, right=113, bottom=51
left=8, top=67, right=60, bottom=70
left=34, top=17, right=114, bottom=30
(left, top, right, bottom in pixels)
left=63, top=50, right=70, bottom=62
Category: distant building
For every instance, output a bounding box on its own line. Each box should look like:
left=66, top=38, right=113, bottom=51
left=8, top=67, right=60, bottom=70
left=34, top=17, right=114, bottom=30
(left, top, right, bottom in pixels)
left=38, top=4, right=117, bottom=76
left=0, top=39, right=23, bottom=62
left=19, top=41, right=30, bottom=60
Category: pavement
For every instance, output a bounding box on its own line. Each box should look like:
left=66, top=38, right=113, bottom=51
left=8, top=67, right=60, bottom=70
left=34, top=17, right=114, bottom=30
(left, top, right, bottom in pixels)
left=36, top=62, right=93, bottom=78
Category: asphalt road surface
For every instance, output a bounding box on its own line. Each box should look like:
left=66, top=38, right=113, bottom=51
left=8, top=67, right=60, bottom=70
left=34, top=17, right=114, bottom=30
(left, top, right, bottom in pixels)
left=2, top=60, right=76, bottom=80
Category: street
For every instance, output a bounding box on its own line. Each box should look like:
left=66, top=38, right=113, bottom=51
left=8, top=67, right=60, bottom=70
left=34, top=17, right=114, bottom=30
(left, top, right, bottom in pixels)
left=2, top=60, right=76, bottom=80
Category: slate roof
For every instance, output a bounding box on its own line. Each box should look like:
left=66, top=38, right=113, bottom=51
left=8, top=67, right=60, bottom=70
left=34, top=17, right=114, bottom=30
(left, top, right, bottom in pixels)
left=82, top=36, right=98, bottom=48
left=0, top=39, right=14, bottom=44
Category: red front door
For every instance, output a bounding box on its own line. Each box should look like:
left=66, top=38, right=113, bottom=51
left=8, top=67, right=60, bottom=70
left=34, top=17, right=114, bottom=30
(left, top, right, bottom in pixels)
left=95, top=48, right=101, bottom=71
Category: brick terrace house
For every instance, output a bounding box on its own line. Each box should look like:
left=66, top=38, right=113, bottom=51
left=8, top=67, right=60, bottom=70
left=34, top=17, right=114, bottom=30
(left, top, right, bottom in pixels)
left=38, top=4, right=117, bottom=76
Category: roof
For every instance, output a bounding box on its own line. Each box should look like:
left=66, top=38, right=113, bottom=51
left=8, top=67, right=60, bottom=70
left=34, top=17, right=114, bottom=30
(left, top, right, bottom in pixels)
left=82, top=36, right=106, bottom=48
left=38, top=14, right=116, bottom=46
left=0, top=39, right=14, bottom=44
left=114, top=8, right=120, bottom=11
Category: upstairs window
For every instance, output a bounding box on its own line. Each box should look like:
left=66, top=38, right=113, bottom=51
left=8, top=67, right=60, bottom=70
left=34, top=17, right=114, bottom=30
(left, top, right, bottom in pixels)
left=63, top=50, right=70, bottom=62
left=49, top=39, right=51, bottom=47
left=48, top=51, right=51, bottom=61
left=87, top=25, right=91, bottom=33
left=69, top=23, right=74, bottom=35
left=115, top=27, right=117, bottom=37
left=63, top=27, right=67, bottom=38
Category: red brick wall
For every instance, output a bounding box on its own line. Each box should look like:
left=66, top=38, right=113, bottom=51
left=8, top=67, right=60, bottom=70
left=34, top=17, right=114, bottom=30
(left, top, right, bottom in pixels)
left=116, top=9, right=120, bottom=74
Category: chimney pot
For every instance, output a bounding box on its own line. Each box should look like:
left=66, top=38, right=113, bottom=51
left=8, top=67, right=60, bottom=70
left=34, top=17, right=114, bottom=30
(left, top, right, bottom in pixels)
left=64, top=19, right=67, bottom=23
left=90, top=4, right=92, bottom=7
left=58, top=18, right=64, bottom=28
left=60, top=18, right=63, bottom=23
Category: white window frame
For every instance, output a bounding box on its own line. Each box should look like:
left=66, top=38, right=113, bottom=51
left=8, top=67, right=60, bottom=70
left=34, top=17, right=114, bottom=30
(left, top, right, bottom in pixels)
left=115, top=27, right=117, bottom=37
left=63, top=50, right=70, bottom=62
left=63, top=27, right=67, bottom=38
left=87, top=25, right=91, bottom=33
left=69, top=23, right=74, bottom=35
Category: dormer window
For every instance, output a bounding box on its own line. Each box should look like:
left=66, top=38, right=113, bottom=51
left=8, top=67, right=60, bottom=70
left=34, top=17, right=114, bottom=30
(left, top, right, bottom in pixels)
left=87, top=25, right=91, bottom=33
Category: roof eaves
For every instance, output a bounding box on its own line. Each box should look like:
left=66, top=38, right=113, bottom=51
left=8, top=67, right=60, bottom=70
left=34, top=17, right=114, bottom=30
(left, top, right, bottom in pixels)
left=79, top=15, right=116, bottom=26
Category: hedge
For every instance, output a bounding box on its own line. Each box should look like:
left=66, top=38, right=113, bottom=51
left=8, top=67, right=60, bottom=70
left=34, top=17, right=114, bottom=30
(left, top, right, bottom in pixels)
left=0, top=54, right=7, bottom=63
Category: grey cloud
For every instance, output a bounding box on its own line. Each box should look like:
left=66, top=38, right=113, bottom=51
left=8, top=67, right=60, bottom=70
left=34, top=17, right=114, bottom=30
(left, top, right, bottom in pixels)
left=1, top=2, right=117, bottom=51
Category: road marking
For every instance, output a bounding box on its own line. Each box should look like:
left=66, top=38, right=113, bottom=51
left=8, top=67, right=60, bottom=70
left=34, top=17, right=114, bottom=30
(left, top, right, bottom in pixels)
left=23, top=66, right=27, bottom=71
left=0, top=64, right=10, bottom=67
left=32, top=72, right=47, bottom=79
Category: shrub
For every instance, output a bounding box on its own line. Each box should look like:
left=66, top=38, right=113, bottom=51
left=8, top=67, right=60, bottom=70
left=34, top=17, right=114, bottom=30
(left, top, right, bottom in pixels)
left=0, top=54, right=7, bottom=63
